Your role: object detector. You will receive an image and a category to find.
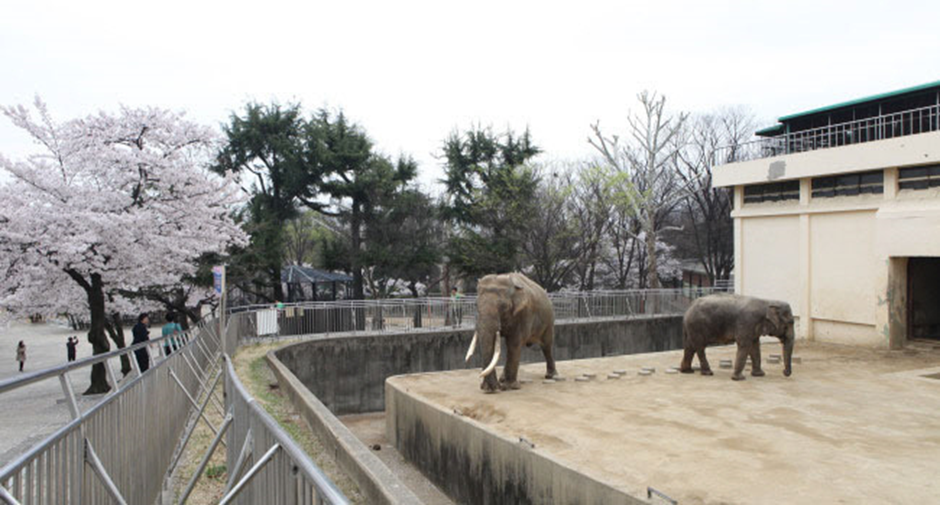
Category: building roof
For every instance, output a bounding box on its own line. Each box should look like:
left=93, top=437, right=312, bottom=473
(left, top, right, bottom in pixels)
left=755, top=79, right=940, bottom=137
left=281, top=265, right=353, bottom=284
left=678, top=259, right=708, bottom=275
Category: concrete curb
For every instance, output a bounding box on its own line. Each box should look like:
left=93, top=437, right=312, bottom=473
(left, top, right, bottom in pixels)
left=265, top=351, right=423, bottom=505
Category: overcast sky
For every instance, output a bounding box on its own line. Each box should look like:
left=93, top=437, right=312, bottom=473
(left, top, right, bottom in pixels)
left=2, top=0, right=938, bottom=190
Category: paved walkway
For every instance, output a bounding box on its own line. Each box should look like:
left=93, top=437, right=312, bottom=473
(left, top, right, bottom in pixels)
left=0, top=320, right=120, bottom=464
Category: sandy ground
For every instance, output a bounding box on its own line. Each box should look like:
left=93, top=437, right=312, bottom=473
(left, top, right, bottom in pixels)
left=388, top=338, right=940, bottom=505
left=0, top=320, right=105, bottom=463
left=340, top=412, right=454, bottom=505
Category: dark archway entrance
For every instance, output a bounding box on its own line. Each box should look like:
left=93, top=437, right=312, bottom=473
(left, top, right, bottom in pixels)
left=908, top=257, right=940, bottom=340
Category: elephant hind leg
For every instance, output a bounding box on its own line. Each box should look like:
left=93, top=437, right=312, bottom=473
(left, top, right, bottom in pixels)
left=540, top=325, right=557, bottom=379
left=541, top=342, right=557, bottom=379
left=680, top=347, right=696, bottom=373
left=696, top=349, right=714, bottom=376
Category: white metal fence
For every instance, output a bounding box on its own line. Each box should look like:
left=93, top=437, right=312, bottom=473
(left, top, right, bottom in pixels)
left=226, top=288, right=724, bottom=342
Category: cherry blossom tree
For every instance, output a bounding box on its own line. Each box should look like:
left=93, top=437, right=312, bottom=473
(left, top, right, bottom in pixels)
left=0, top=98, right=245, bottom=393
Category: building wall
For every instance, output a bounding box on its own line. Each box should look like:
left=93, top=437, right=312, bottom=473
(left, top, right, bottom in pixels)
left=723, top=145, right=940, bottom=348
left=740, top=216, right=801, bottom=314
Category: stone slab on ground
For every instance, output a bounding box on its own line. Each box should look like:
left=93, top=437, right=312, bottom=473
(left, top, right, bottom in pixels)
left=387, top=339, right=940, bottom=505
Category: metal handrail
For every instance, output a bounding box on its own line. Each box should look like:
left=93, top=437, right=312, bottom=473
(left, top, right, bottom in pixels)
left=0, top=317, right=220, bottom=505
left=714, top=103, right=940, bottom=166
left=0, top=324, right=212, bottom=395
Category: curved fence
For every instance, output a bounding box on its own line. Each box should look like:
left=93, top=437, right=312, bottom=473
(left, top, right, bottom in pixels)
left=0, top=319, right=221, bottom=504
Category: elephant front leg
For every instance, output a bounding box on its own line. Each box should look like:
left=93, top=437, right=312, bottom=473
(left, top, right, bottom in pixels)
left=749, top=343, right=765, bottom=377
left=481, top=371, right=500, bottom=393
left=731, top=345, right=748, bottom=381
left=500, top=344, right=522, bottom=390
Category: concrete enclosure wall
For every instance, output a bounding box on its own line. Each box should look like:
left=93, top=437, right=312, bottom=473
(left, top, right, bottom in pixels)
left=386, top=380, right=645, bottom=505
left=275, top=315, right=683, bottom=416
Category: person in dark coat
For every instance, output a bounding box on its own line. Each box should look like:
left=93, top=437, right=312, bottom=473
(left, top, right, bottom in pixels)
left=66, top=337, right=77, bottom=362
left=16, top=341, right=26, bottom=372
left=132, top=313, right=151, bottom=373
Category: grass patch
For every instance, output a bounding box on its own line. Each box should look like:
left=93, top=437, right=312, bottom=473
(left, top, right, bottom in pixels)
left=234, top=342, right=365, bottom=504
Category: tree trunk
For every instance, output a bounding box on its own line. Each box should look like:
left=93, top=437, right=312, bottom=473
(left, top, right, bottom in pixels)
left=84, top=273, right=111, bottom=395
left=351, top=203, right=364, bottom=299
left=105, top=312, right=132, bottom=376
left=645, top=217, right=660, bottom=289
left=272, top=265, right=284, bottom=302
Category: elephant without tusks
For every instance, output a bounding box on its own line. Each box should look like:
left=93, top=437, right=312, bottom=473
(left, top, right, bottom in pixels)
left=680, top=294, right=795, bottom=381
left=465, top=273, right=557, bottom=393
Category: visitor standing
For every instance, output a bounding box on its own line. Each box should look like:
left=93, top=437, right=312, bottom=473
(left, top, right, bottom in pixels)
left=66, top=337, right=77, bottom=362
left=451, top=287, right=463, bottom=327
left=162, top=313, right=183, bottom=355
left=132, top=313, right=151, bottom=373
left=16, top=341, right=26, bottom=372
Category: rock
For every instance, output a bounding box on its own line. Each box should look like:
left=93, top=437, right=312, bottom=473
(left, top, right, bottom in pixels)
left=607, top=374, right=621, bottom=380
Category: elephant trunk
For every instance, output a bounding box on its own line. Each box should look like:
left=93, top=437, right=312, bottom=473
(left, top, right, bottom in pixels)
left=782, top=324, right=795, bottom=377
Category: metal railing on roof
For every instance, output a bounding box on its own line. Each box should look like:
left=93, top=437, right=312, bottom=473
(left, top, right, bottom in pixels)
left=714, top=103, right=940, bottom=166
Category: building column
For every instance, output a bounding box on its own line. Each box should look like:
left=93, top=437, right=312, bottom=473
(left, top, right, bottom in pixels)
left=798, top=178, right=814, bottom=341
left=884, top=167, right=898, bottom=199
left=733, top=186, right=744, bottom=294
left=881, top=167, right=904, bottom=348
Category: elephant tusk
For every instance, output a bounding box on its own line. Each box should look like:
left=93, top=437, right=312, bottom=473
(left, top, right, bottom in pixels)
left=480, top=331, right=501, bottom=377
left=465, top=332, right=478, bottom=362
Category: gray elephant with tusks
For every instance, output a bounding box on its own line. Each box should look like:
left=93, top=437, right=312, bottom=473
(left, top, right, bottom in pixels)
left=680, top=293, right=795, bottom=380
left=465, top=273, right=557, bottom=393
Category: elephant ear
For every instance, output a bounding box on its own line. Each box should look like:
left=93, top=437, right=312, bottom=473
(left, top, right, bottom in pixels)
left=762, top=305, right=782, bottom=335
left=510, top=275, right=530, bottom=317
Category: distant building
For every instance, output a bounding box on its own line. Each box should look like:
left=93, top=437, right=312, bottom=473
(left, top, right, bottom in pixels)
left=714, top=80, right=940, bottom=348
left=679, top=260, right=712, bottom=289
